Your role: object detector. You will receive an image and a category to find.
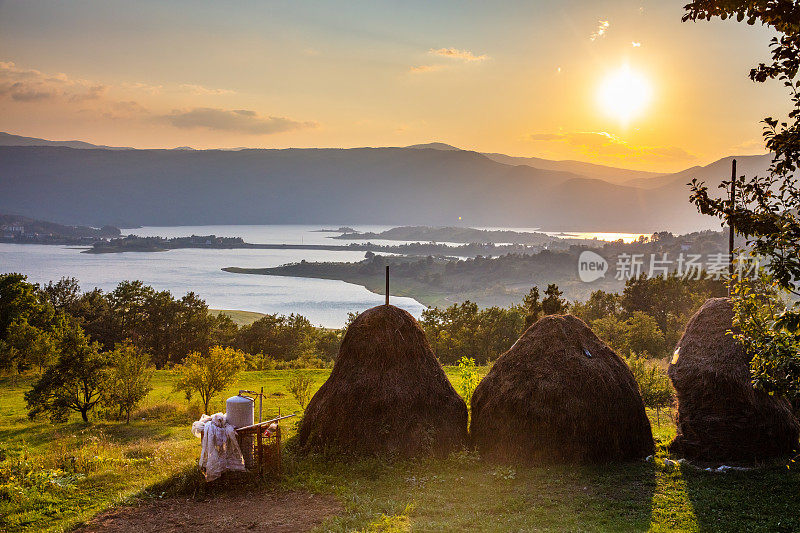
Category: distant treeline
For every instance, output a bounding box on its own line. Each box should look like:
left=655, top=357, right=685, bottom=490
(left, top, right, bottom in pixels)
left=420, top=274, right=726, bottom=364
left=233, top=229, right=734, bottom=308
left=0, top=274, right=340, bottom=373
left=1, top=266, right=726, bottom=375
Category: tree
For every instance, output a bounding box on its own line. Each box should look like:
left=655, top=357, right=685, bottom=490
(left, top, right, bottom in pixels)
left=457, top=356, right=479, bottom=409
left=625, top=354, right=675, bottom=426
left=542, top=284, right=569, bottom=316
left=25, top=323, right=108, bottom=422
left=174, top=346, right=244, bottom=413
left=235, top=313, right=315, bottom=362
left=571, top=290, right=622, bottom=324
left=0, top=273, right=59, bottom=374
left=592, top=315, right=630, bottom=355
left=105, top=343, right=153, bottom=423
left=69, top=288, right=117, bottom=349
left=420, top=301, right=523, bottom=364
left=1, top=318, right=57, bottom=373
left=522, top=287, right=543, bottom=327
left=626, top=311, right=665, bottom=359
left=313, top=328, right=342, bottom=362
left=42, top=277, right=81, bottom=312
left=620, top=274, right=724, bottom=349
left=732, top=270, right=800, bottom=402
left=683, top=0, right=800, bottom=401
left=288, top=372, right=314, bottom=409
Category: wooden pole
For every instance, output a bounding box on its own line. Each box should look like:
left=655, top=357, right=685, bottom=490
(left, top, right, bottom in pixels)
left=385, top=265, right=390, bottom=305
left=729, top=159, right=737, bottom=296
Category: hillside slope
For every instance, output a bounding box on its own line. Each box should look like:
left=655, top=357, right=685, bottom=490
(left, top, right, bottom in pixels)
left=0, top=145, right=725, bottom=233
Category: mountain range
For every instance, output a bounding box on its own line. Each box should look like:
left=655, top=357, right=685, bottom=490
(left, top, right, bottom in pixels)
left=0, top=132, right=771, bottom=233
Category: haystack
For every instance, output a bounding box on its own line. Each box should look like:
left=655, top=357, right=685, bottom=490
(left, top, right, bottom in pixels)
left=669, top=297, right=799, bottom=462
left=298, top=304, right=468, bottom=457
left=471, top=314, right=653, bottom=463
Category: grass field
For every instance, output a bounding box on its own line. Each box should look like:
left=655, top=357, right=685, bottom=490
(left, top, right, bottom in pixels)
left=208, top=309, right=267, bottom=326
left=1, top=368, right=799, bottom=532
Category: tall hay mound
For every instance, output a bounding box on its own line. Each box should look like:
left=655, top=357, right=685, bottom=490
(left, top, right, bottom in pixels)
left=669, top=297, right=799, bottom=462
left=298, top=305, right=468, bottom=457
left=471, top=315, right=653, bottom=464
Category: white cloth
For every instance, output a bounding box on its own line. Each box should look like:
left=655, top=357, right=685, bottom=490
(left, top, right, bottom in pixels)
left=191, top=413, right=246, bottom=481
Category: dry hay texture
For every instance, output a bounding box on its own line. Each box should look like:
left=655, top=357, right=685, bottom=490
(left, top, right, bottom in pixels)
left=471, top=314, right=654, bottom=464
left=669, top=297, right=799, bottom=462
left=298, top=304, right=468, bottom=457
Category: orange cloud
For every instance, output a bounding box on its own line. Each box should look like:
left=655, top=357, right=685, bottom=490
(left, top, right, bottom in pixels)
left=180, top=84, right=236, bottom=96
left=409, top=64, right=446, bottom=74
left=0, top=61, right=106, bottom=102
left=526, top=131, right=695, bottom=162
left=429, top=47, right=488, bottom=62
left=161, top=107, right=318, bottom=135
left=590, top=20, right=610, bottom=41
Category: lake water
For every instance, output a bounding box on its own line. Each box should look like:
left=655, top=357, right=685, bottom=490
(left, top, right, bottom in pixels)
left=0, top=224, right=648, bottom=327
left=0, top=225, right=425, bottom=328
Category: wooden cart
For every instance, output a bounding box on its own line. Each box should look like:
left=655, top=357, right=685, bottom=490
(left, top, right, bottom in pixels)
left=235, top=414, right=295, bottom=476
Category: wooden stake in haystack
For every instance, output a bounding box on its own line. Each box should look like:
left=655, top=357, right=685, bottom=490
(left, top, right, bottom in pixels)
left=385, top=265, right=390, bottom=305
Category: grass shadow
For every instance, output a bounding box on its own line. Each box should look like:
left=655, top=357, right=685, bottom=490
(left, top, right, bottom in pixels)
left=681, top=463, right=800, bottom=532
left=573, top=460, right=658, bottom=532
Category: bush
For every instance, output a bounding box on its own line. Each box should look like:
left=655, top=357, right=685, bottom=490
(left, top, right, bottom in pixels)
left=457, top=356, right=479, bottom=408
left=174, top=346, right=245, bottom=413
left=104, top=343, right=153, bottom=423
left=625, top=354, right=674, bottom=425
left=132, top=402, right=190, bottom=424
left=288, top=372, right=314, bottom=409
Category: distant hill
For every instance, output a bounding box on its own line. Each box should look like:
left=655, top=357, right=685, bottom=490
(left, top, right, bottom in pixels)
left=478, top=152, right=663, bottom=185
left=625, top=153, right=773, bottom=190
left=0, top=132, right=132, bottom=150
left=0, top=213, right=120, bottom=238
left=404, top=141, right=663, bottom=185
left=406, top=142, right=462, bottom=151
left=0, top=144, right=737, bottom=233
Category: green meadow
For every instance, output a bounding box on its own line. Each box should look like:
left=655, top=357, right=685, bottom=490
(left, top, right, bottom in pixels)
left=1, top=368, right=799, bottom=532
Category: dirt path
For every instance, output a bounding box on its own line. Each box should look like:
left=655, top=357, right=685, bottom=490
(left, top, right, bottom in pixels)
left=78, top=491, right=343, bottom=533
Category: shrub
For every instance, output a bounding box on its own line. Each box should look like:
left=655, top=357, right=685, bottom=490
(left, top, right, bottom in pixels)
left=174, top=346, right=245, bottom=413
left=104, top=343, right=153, bottom=423
left=625, top=354, right=675, bottom=425
left=457, top=356, right=479, bottom=408
left=132, top=402, right=188, bottom=423
left=288, top=372, right=314, bottom=409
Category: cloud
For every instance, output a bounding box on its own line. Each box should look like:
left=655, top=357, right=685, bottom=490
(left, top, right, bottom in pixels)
left=94, top=100, right=151, bottom=120
left=0, top=60, right=108, bottom=103
left=429, top=47, right=488, bottom=62
left=409, top=64, right=446, bottom=74
left=731, top=138, right=768, bottom=154
left=180, top=83, right=236, bottom=96
left=526, top=131, right=695, bottom=162
left=590, top=20, right=610, bottom=41
left=124, top=82, right=163, bottom=95
left=69, top=84, right=108, bottom=102
left=161, top=107, right=318, bottom=135
left=632, top=41, right=642, bottom=47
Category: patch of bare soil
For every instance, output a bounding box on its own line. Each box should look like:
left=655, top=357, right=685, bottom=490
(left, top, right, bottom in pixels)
left=77, top=491, right=343, bottom=533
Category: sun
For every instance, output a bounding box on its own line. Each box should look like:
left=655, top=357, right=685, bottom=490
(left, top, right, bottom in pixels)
left=597, top=65, right=652, bottom=124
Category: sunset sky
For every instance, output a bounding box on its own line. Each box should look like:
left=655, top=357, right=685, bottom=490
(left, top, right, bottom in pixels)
left=0, top=0, right=784, bottom=172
